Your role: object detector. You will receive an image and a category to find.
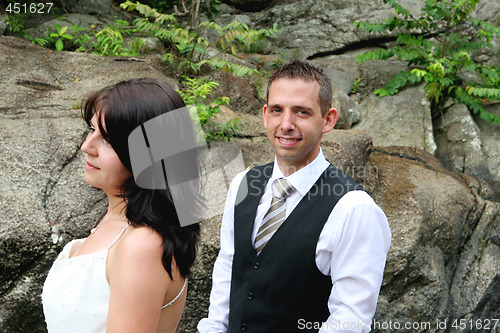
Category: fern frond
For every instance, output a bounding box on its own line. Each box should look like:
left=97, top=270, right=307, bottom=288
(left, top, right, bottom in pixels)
left=354, top=22, right=390, bottom=33
left=356, top=49, right=396, bottom=64
left=455, top=87, right=500, bottom=124
left=375, top=71, right=421, bottom=97
left=206, top=57, right=259, bottom=77
left=121, top=1, right=176, bottom=24
left=466, top=87, right=500, bottom=100
left=451, top=0, right=480, bottom=23
left=383, top=0, right=412, bottom=18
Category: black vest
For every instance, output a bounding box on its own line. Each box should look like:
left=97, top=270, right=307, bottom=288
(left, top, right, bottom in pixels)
left=228, top=163, right=363, bottom=333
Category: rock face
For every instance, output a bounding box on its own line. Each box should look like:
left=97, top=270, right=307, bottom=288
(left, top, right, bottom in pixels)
left=253, top=0, right=399, bottom=58
left=355, top=85, right=436, bottom=154
left=222, top=0, right=272, bottom=12
left=474, top=104, right=500, bottom=196
left=52, top=0, right=114, bottom=16
left=0, top=36, right=177, bottom=332
left=434, top=103, right=490, bottom=179
left=1, top=0, right=499, bottom=331
left=367, top=147, right=500, bottom=331
left=26, top=13, right=107, bottom=41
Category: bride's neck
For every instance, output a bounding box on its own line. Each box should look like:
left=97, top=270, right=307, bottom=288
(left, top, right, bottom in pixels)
left=106, top=195, right=127, bottom=218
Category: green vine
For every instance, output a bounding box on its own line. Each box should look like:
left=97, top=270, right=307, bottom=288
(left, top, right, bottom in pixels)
left=120, top=0, right=281, bottom=77
left=177, top=76, right=240, bottom=142
left=356, top=0, right=500, bottom=124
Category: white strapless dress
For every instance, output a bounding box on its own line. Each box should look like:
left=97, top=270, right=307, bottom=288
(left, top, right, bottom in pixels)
left=42, top=225, right=129, bottom=333
left=42, top=224, right=187, bottom=333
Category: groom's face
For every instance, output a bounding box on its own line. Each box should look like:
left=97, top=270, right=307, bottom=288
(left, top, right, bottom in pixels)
left=263, top=78, right=337, bottom=172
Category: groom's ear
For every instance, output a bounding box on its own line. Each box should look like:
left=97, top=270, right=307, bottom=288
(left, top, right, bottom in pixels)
left=263, top=104, right=269, bottom=128
left=322, top=107, right=338, bottom=134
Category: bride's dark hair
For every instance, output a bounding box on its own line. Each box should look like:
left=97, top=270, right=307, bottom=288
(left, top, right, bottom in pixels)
left=82, top=78, right=200, bottom=279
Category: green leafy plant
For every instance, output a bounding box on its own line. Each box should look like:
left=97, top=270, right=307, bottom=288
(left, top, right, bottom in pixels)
left=120, top=1, right=279, bottom=77
left=351, top=78, right=363, bottom=94
left=3, top=13, right=27, bottom=36
left=70, top=24, right=91, bottom=52
left=31, top=22, right=82, bottom=51
left=177, top=76, right=240, bottom=141
left=32, top=37, right=49, bottom=47
left=85, top=19, right=142, bottom=56
left=20, top=1, right=279, bottom=78
left=90, top=19, right=142, bottom=56
left=30, top=18, right=143, bottom=56
left=355, top=0, right=500, bottom=124
left=213, top=20, right=281, bottom=54
left=49, top=24, right=74, bottom=51
left=93, top=27, right=126, bottom=55
left=117, top=0, right=221, bottom=21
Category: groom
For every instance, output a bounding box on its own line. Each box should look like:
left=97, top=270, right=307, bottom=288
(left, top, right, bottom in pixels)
left=198, top=59, right=391, bottom=332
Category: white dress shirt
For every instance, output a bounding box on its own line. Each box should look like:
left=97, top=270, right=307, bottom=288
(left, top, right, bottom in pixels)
left=198, top=149, right=391, bottom=333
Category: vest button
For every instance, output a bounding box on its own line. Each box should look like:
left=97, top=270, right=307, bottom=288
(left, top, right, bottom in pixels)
left=247, top=292, right=254, bottom=300
left=253, top=261, right=260, bottom=269
left=241, top=323, right=247, bottom=331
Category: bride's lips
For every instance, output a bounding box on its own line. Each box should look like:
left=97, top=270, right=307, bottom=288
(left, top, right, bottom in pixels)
left=85, top=160, right=100, bottom=170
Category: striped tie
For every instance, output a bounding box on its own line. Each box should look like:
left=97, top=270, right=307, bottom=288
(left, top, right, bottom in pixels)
left=254, top=178, right=294, bottom=254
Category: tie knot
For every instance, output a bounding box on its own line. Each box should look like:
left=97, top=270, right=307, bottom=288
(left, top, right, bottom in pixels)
left=272, top=178, right=293, bottom=200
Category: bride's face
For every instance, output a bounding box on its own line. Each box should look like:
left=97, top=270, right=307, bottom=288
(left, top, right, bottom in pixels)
left=81, top=113, right=131, bottom=195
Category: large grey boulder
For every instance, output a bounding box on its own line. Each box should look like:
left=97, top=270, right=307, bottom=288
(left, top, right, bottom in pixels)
left=252, top=0, right=398, bottom=58
left=0, top=13, right=7, bottom=36
left=221, top=0, right=272, bottom=12
left=368, top=146, right=499, bottom=331
left=248, top=0, right=498, bottom=60
left=434, top=103, right=491, bottom=180
left=474, top=104, right=500, bottom=195
left=25, top=13, right=107, bottom=41
left=311, top=55, right=363, bottom=129
left=313, top=54, right=363, bottom=96
left=53, top=0, right=114, bottom=16
left=0, top=36, right=176, bottom=332
left=0, top=116, right=101, bottom=332
left=204, top=70, right=263, bottom=116
left=0, top=36, right=177, bottom=116
left=448, top=198, right=500, bottom=326
left=353, top=85, right=436, bottom=154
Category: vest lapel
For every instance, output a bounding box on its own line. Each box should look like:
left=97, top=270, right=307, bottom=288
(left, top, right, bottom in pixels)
left=235, top=163, right=273, bottom=256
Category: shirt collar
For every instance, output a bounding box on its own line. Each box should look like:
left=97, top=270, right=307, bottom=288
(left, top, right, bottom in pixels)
left=270, top=148, right=330, bottom=196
